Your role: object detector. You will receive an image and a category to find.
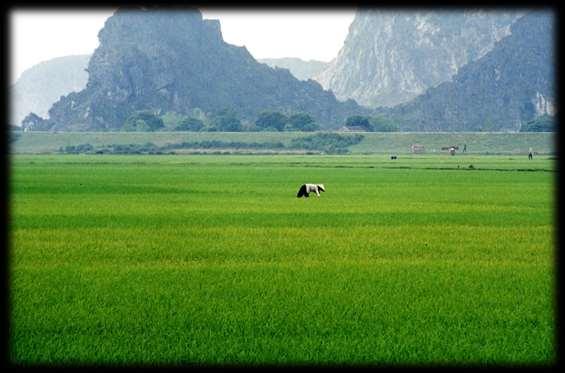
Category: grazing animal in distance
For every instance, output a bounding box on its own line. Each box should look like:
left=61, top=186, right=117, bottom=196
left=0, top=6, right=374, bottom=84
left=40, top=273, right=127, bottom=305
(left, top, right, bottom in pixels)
left=297, top=183, right=325, bottom=198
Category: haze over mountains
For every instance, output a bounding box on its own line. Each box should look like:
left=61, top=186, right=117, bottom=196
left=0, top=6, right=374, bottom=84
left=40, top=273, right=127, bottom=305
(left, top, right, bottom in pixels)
left=315, top=10, right=523, bottom=108
left=11, top=56, right=328, bottom=127
left=383, top=11, right=555, bottom=132
left=12, top=7, right=555, bottom=132
left=258, top=58, right=329, bottom=81
left=10, top=55, right=90, bottom=126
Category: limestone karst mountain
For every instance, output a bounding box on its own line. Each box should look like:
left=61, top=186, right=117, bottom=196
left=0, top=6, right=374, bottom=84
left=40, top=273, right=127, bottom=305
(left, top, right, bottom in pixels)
left=315, top=9, right=523, bottom=108
left=36, top=7, right=369, bottom=131
left=15, top=8, right=554, bottom=133
left=382, top=11, right=555, bottom=131
left=13, top=56, right=329, bottom=127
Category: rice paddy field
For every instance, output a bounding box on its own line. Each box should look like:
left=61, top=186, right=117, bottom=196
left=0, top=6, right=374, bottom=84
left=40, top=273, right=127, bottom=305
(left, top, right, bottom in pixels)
left=10, top=131, right=555, bottom=154
left=9, top=153, right=556, bottom=366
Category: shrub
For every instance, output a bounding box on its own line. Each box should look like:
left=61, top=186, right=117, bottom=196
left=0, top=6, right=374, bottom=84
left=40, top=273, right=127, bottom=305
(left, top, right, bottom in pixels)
left=290, top=133, right=364, bottom=154
left=59, top=143, right=94, bottom=154
left=287, top=113, right=319, bottom=132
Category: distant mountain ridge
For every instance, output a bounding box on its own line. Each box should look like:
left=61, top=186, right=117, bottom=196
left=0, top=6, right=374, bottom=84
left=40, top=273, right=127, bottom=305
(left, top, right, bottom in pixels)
left=14, top=9, right=554, bottom=133
left=383, top=11, right=555, bottom=131
left=12, top=56, right=328, bottom=127
left=35, top=7, right=369, bottom=131
left=316, top=9, right=524, bottom=108
left=10, top=55, right=90, bottom=125
left=258, top=58, right=328, bottom=81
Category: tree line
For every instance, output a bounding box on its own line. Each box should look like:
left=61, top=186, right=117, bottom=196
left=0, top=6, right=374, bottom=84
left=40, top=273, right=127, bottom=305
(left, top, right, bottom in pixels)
left=120, top=109, right=321, bottom=132
left=118, top=109, right=401, bottom=132
left=18, top=109, right=555, bottom=133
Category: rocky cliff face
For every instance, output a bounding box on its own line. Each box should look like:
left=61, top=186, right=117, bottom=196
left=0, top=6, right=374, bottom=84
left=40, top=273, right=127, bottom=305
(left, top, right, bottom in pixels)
left=10, top=55, right=90, bottom=125
left=258, top=58, right=328, bottom=81
left=315, top=9, right=523, bottom=108
left=44, top=7, right=368, bottom=131
left=384, top=11, right=555, bottom=131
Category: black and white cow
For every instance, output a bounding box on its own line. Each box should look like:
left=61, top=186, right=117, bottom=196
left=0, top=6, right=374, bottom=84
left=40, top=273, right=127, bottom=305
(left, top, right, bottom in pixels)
left=297, top=184, right=325, bottom=198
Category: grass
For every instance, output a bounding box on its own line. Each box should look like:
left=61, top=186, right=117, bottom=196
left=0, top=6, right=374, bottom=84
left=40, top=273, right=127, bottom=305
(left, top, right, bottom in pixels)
left=9, top=154, right=555, bottom=365
left=10, top=131, right=555, bottom=154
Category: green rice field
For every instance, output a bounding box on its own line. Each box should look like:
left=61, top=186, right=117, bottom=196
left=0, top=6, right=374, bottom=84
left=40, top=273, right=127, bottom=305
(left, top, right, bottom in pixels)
left=10, top=154, right=555, bottom=365
left=10, top=131, right=555, bottom=154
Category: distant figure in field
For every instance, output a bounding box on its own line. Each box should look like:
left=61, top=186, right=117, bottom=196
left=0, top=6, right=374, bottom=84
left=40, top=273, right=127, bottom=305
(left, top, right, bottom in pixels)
left=449, top=147, right=456, bottom=156
left=297, top=184, right=325, bottom=198
left=463, top=144, right=467, bottom=153
left=528, top=147, right=533, bottom=160
left=390, top=155, right=397, bottom=160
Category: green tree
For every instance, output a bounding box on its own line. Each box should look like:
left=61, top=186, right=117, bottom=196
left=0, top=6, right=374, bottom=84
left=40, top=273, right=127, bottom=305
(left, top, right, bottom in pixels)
left=160, top=111, right=188, bottom=129
left=123, top=111, right=164, bottom=132
left=286, top=113, right=319, bottom=131
left=176, top=117, right=205, bottom=131
left=369, top=116, right=399, bottom=132
left=345, top=116, right=372, bottom=131
left=520, top=115, right=554, bottom=132
left=211, top=110, right=242, bottom=132
left=255, top=111, right=288, bottom=131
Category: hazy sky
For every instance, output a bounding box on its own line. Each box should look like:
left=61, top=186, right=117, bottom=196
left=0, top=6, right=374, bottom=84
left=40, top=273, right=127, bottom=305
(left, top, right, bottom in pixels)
left=10, top=8, right=356, bottom=84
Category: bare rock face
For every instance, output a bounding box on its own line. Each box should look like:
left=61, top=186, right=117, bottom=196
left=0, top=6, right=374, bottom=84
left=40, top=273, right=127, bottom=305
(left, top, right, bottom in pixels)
left=315, top=9, right=523, bottom=108
left=384, top=11, right=555, bottom=132
left=43, top=6, right=369, bottom=131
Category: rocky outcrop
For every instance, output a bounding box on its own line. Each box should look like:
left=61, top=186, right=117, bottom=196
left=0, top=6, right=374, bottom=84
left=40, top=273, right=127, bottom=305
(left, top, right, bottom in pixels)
left=384, top=11, right=555, bottom=131
left=43, top=7, right=369, bottom=131
left=258, top=58, right=328, bottom=81
left=10, top=55, right=90, bottom=125
left=315, top=9, right=523, bottom=108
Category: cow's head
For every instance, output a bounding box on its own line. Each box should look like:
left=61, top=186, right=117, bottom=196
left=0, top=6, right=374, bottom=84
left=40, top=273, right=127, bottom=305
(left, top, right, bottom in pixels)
left=318, top=184, right=325, bottom=192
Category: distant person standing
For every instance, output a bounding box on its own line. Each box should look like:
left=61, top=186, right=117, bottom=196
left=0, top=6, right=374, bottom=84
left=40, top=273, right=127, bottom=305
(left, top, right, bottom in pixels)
left=463, top=144, right=467, bottom=153
left=528, top=147, right=533, bottom=160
